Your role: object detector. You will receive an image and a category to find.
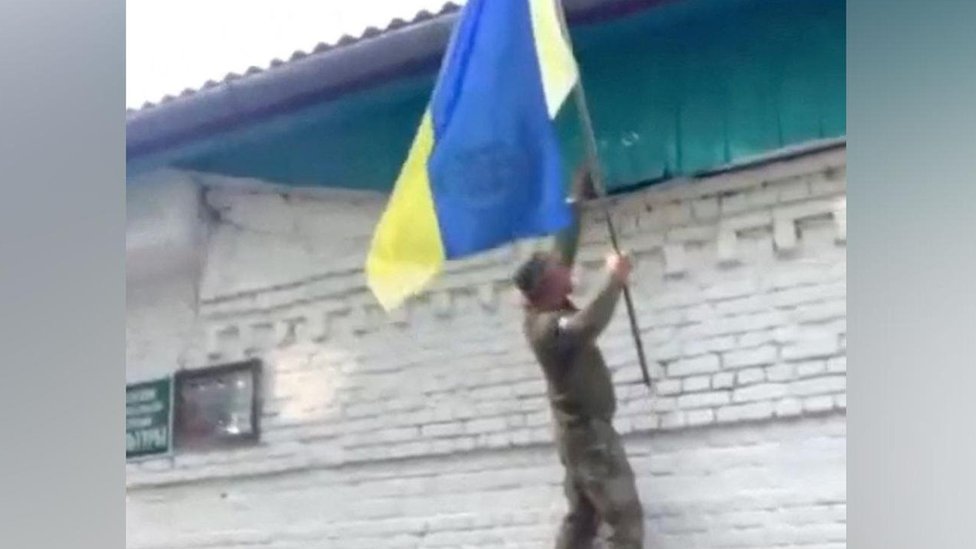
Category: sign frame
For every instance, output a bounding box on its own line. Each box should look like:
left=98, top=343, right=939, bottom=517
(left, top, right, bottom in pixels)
left=173, top=359, right=263, bottom=451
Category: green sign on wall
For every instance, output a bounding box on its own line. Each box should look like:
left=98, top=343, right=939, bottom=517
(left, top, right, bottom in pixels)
left=126, top=378, right=173, bottom=459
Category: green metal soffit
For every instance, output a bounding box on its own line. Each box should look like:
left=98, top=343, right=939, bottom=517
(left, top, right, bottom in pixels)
left=144, top=0, right=845, bottom=193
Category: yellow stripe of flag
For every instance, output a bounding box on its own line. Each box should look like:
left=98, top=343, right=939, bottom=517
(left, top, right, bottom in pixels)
left=364, top=112, right=445, bottom=311
left=529, top=0, right=579, bottom=118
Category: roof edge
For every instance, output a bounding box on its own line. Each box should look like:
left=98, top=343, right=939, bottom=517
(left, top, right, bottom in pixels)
left=126, top=0, right=678, bottom=161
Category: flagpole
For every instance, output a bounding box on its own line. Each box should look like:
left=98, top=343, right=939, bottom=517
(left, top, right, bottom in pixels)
left=553, top=0, right=653, bottom=389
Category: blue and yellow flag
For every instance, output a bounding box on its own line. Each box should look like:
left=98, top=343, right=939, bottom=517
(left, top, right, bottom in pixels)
left=366, top=0, right=579, bottom=310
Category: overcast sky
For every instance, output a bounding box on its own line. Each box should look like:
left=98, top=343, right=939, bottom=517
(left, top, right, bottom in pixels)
left=126, top=0, right=461, bottom=108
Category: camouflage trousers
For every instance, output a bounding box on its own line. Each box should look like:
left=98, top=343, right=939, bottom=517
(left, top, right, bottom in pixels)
left=554, top=418, right=644, bottom=549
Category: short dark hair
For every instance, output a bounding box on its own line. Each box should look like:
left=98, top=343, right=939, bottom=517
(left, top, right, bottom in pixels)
left=513, top=252, right=551, bottom=298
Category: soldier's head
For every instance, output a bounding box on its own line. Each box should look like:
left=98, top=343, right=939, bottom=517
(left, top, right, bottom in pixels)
left=513, top=252, right=573, bottom=309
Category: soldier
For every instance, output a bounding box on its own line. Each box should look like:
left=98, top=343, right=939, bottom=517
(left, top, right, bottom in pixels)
left=513, top=165, right=644, bottom=549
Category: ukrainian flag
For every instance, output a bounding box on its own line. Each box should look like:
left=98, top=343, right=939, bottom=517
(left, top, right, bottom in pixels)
left=366, top=0, right=580, bottom=310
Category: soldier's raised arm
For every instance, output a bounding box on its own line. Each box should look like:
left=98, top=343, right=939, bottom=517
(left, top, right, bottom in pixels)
left=557, top=253, right=632, bottom=342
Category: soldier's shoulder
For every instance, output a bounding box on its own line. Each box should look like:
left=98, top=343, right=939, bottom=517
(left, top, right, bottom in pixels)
left=524, top=309, right=564, bottom=342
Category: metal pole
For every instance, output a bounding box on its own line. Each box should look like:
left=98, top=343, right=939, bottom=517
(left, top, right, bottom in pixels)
left=553, top=1, right=652, bottom=388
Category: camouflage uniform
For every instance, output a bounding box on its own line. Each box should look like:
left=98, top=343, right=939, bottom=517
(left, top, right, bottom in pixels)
left=519, top=200, right=644, bottom=549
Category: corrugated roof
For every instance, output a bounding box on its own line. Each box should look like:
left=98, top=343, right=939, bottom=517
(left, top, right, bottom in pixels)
left=126, top=0, right=679, bottom=162
left=125, top=0, right=680, bottom=116
left=127, top=1, right=464, bottom=115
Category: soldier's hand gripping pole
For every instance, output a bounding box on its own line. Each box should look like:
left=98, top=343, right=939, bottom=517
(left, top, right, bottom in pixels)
left=577, top=133, right=652, bottom=389
left=555, top=2, right=652, bottom=390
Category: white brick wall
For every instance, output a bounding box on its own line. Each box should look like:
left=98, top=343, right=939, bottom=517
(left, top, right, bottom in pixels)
left=126, top=147, right=847, bottom=548
left=126, top=416, right=846, bottom=549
